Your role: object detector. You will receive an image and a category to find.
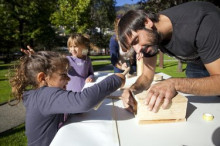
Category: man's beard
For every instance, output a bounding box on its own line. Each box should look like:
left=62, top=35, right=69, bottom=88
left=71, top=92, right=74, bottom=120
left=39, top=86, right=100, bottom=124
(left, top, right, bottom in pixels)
left=144, top=27, right=161, bottom=45
left=141, top=44, right=159, bottom=56
left=141, top=28, right=161, bottom=56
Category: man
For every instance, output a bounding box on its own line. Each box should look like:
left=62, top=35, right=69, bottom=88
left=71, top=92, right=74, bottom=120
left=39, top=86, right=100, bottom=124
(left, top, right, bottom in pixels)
left=117, top=1, right=220, bottom=113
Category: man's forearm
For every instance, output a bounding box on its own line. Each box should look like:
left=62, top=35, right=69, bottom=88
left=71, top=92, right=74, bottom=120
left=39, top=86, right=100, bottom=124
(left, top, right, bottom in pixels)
left=130, top=74, right=153, bottom=92
left=171, top=75, right=220, bottom=95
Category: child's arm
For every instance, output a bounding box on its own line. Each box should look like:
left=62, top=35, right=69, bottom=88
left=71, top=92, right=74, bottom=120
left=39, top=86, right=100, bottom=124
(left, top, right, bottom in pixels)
left=36, top=74, right=125, bottom=115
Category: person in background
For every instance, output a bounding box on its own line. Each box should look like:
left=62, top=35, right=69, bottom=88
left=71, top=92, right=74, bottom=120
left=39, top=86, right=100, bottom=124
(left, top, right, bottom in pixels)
left=109, top=16, right=137, bottom=75
left=10, top=51, right=125, bottom=146
left=117, top=1, right=220, bottom=113
left=66, top=33, right=94, bottom=92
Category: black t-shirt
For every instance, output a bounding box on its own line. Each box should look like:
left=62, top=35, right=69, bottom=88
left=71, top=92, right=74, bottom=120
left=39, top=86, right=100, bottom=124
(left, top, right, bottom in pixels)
left=160, top=1, right=220, bottom=63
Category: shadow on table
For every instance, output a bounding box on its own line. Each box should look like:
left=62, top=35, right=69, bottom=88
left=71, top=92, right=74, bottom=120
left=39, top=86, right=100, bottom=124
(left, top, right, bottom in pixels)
left=113, top=106, right=135, bottom=121
left=185, top=95, right=220, bottom=120
left=64, top=104, right=133, bottom=126
left=212, top=127, right=220, bottom=146
left=185, top=102, right=197, bottom=119
left=186, top=95, right=220, bottom=103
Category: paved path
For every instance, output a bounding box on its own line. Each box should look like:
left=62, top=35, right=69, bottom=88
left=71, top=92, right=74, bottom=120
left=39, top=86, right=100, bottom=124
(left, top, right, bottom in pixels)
left=0, top=100, right=25, bottom=133
left=0, top=64, right=114, bottom=133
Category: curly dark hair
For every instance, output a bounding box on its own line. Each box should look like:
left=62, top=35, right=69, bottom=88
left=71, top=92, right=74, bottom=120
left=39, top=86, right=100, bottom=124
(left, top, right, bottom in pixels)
left=9, top=51, right=69, bottom=104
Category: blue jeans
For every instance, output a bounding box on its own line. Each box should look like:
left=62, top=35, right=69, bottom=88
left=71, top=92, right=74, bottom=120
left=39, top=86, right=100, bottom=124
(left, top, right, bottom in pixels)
left=186, top=61, right=209, bottom=78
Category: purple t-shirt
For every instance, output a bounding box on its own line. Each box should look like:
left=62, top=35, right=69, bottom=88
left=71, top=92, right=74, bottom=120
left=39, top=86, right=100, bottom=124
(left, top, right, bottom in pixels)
left=66, top=56, right=94, bottom=92
left=22, top=74, right=122, bottom=146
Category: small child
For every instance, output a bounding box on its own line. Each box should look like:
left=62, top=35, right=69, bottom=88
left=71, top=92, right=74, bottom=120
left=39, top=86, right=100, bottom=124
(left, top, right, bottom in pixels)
left=66, top=33, right=94, bottom=92
left=10, top=51, right=125, bottom=146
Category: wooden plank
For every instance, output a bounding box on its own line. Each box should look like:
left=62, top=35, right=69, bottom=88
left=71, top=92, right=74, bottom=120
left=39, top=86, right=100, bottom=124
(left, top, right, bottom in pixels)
left=137, top=58, right=143, bottom=76
left=135, top=90, right=188, bottom=121
left=153, top=74, right=163, bottom=81
left=138, top=118, right=186, bottom=125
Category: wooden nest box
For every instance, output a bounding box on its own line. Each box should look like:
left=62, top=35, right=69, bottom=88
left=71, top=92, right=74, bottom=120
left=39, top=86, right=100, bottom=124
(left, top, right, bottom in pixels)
left=134, top=90, right=188, bottom=124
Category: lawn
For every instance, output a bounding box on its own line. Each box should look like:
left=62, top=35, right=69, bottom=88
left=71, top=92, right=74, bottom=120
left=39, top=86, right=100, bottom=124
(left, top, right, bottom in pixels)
left=0, top=54, right=186, bottom=145
left=90, top=55, right=110, bottom=60
left=0, top=61, right=17, bottom=104
left=0, top=124, right=27, bottom=146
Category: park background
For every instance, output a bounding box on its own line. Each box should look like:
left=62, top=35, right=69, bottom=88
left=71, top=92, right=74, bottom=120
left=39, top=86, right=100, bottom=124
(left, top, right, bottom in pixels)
left=0, top=0, right=219, bottom=145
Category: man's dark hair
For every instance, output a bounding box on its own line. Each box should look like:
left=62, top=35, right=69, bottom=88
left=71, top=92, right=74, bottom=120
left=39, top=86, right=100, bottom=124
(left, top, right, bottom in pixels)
left=118, top=9, right=159, bottom=51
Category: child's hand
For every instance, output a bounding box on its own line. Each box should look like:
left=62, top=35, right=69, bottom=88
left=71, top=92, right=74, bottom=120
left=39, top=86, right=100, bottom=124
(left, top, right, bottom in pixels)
left=115, top=73, right=126, bottom=88
left=136, top=52, right=143, bottom=60
left=20, top=45, right=35, bottom=55
left=85, top=77, right=93, bottom=83
left=121, top=63, right=128, bottom=70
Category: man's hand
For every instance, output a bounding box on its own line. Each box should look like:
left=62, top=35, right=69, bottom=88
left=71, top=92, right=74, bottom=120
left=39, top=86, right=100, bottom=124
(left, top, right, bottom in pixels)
left=20, top=45, right=35, bottom=55
left=120, top=89, right=137, bottom=113
left=145, top=79, right=177, bottom=112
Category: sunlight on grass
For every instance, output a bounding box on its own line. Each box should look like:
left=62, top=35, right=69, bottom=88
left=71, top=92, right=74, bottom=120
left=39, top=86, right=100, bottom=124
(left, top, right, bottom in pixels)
left=0, top=61, right=17, bottom=103
left=89, top=55, right=110, bottom=60
left=92, top=60, right=111, bottom=71
left=156, top=60, right=187, bottom=78
left=0, top=124, right=27, bottom=146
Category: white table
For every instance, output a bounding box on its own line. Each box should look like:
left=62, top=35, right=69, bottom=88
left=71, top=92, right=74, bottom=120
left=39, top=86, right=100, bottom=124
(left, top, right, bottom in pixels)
left=50, top=72, right=220, bottom=146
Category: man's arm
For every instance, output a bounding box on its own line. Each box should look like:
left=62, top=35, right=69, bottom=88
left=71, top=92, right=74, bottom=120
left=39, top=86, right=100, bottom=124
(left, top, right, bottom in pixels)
left=174, top=58, right=220, bottom=95
left=130, top=56, right=157, bottom=91
left=146, top=58, right=220, bottom=113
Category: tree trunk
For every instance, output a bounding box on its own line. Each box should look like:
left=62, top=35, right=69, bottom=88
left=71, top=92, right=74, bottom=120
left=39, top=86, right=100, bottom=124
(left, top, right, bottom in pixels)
left=159, top=51, right=164, bottom=68
left=177, top=60, right=183, bottom=72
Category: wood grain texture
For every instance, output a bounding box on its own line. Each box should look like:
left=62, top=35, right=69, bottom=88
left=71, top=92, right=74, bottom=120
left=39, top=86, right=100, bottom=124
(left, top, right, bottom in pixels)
left=138, top=118, right=186, bottom=125
left=135, top=90, right=188, bottom=121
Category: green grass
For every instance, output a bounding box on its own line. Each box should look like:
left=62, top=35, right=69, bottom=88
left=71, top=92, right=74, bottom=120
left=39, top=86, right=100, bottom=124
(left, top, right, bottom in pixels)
left=0, top=124, right=27, bottom=146
left=0, top=55, right=186, bottom=145
left=156, top=60, right=186, bottom=78
left=92, top=60, right=111, bottom=71
left=89, top=55, right=110, bottom=60
left=0, top=61, right=17, bottom=104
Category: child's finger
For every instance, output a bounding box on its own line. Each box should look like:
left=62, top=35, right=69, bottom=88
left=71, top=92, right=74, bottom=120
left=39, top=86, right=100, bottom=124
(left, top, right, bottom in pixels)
left=122, top=67, right=130, bottom=75
left=27, top=45, right=35, bottom=54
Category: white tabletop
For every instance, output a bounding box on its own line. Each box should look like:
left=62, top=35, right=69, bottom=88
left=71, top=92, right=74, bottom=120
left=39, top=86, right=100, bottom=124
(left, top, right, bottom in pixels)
left=50, top=72, right=220, bottom=146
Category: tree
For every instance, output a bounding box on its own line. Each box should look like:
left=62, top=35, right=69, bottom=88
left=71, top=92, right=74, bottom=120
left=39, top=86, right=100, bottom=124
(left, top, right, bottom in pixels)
left=89, top=0, right=116, bottom=49
left=51, top=0, right=116, bottom=51
left=1, top=0, right=57, bottom=53
left=50, top=0, right=91, bottom=33
left=138, top=0, right=219, bottom=13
